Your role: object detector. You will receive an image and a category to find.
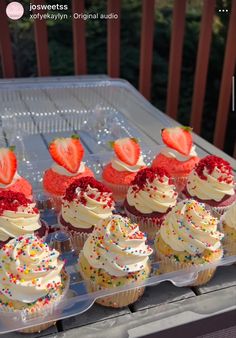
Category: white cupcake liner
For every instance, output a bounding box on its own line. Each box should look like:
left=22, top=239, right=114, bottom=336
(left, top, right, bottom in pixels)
left=58, top=214, right=92, bottom=253
left=0, top=271, right=69, bottom=333
left=80, top=268, right=145, bottom=308
left=211, top=203, right=233, bottom=218
left=124, top=208, right=163, bottom=240
left=156, top=252, right=217, bottom=286
left=102, top=179, right=128, bottom=202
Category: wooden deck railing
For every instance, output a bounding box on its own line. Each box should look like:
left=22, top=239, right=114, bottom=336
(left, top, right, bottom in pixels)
left=0, top=0, right=235, bottom=154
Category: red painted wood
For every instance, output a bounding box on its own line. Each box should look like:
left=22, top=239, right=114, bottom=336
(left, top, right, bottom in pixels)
left=139, top=0, right=155, bottom=100
left=214, top=1, right=236, bottom=149
left=32, top=0, right=50, bottom=76
left=191, top=0, right=216, bottom=134
left=107, top=0, right=121, bottom=77
left=0, top=0, right=15, bottom=78
left=72, top=0, right=87, bottom=74
left=166, top=0, right=187, bottom=119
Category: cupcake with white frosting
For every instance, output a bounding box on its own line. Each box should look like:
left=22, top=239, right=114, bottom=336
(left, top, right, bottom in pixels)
left=124, top=167, right=178, bottom=239
left=155, top=199, right=224, bottom=286
left=0, top=190, right=48, bottom=248
left=220, top=202, right=236, bottom=256
left=183, top=155, right=235, bottom=216
left=59, top=177, right=115, bottom=252
left=102, top=138, right=146, bottom=202
left=79, top=215, right=153, bottom=307
left=0, top=234, right=69, bottom=333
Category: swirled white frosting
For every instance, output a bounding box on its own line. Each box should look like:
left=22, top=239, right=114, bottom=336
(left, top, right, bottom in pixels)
left=187, top=167, right=235, bottom=202
left=0, top=234, right=64, bottom=303
left=160, top=145, right=197, bottom=161
left=127, top=175, right=177, bottom=214
left=111, top=155, right=146, bottom=172
left=0, top=172, right=21, bottom=189
left=51, top=161, right=85, bottom=177
left=160, top=200, right=224, bottom=254
left=82, top=215, right=153, bottom=276
left=61, top=185, right=115, bottom=229
left=0, top=203, right=41, bottom=242
left=222, top=202, right=236, bottom=230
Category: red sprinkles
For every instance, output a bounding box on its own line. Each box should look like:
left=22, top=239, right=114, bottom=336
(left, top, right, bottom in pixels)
left=131, top=167, right=171, bottom=190
left=0, top=190, right=36, bottom=216
left=195, top=155, right=233, bottom=182
left=64, top=177, right=113, bottom=204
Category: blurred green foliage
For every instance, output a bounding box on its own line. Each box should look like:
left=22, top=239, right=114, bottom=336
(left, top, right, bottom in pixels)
left=2, top=0, right=235, bottom=155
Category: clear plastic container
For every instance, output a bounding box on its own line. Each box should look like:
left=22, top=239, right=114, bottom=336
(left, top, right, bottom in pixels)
left=0, top=78, right=235, bottom=334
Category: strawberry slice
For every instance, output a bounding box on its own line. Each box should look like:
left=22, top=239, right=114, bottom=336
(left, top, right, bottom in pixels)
left=161, top=126, right=193, bottom=156
left=113, top=138, right=140, bottom=166
left=49, top=135, right=84, bottom=174
left=0, top=147, right=17, bottom=185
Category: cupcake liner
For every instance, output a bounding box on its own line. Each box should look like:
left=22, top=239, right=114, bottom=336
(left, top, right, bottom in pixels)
left=173, top=176, right=188, bottom=193
left=58, top=215, right=91, bottom=253
left=124, top=208, right=163, bottom=240
left=50, top=195, right=63, bottom=213
left=1, top=271, right=69, bottom=334
left=156, top=252, right=216, bottom=286
left=222, top=241, right=236, bottom=257
left=20, top=321, right=57, bottom=334
left=179, top=193, right=234, bottom=219
left=80, top=268, right=145, bottom=308
left=43, top=191, right=63, bottom=213
left=211, top=204, right=233, bottom=218
left=219, top=217, right=236, bottom=257
left=102, top=179, right=128, bottom=203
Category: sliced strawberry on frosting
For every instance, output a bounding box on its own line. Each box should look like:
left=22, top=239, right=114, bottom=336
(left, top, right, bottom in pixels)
left=112, top=138, right=140, bottom=166
left=49, top=135, right=84, bottom=174
left=0, top=147, right=17, bottom=185
left=161, top=126, right=193, bottom=156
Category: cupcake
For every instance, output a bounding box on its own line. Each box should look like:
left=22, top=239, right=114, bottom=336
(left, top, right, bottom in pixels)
left=220, top=202, right=236, bottom=256
left=79, top=215, right=153, bottom=308
left=152, top=126, right=200, bottom=192
left=0, top=234, right=69, bottom=333
left=155, top=200, right=224, bottom=286
left=43, top=135, right=94, bottom=212
left=183, top=155, right=235, bottom=216
left=124, top=167, right=178, bottom=239
left=0, top=147, right=32, bottom=199
left=0, top=190, right=49, bottom=248
left=102, top=138, right=146, bottom=202
left=58, top=177, right=115, bottom=252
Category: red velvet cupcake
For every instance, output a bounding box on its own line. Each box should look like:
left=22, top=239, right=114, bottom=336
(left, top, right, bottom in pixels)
left=0, top=190, right=48, bottom=248
left=43, top=135, right=94, bottom=212
left=0, top=147, right=32, bottom=199
left=152, top=127, right=200, bottom=192
left=124, top=167, right=178, bottom=239
left=182, top=155, right=236, bottom=216
left=58, top=177, right=115, bottom=252
left=102, top=138, right=146, bottom=202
